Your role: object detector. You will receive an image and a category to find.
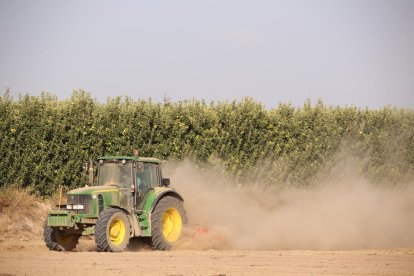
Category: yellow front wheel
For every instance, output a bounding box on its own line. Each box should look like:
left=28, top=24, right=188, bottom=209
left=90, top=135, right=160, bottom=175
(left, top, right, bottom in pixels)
left=109, top=218, right=126, bottom=245
left=95, top=208, right=131, bottom=252
left=151, top=196, right=187, bottom=250
left=43, top=220, right=80, bottom=251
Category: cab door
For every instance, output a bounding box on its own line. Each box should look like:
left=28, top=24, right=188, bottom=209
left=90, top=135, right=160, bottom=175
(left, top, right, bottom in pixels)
left=135, top=162, right=160, bottom=211
left=117, top=162, right=134, bottom=212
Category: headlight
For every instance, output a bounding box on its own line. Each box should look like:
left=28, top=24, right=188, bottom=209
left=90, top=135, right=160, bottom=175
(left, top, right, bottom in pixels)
left=72, top=204, right=84, bottom=210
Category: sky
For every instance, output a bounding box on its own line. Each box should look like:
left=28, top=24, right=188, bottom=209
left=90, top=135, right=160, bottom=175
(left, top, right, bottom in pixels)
left=0, top=0, right=413, bottom=109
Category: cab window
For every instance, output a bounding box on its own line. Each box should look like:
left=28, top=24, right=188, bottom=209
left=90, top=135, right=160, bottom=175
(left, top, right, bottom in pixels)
left=148, top=163, right=159, bottom=187
left=136, top=162, right=159, bottom=195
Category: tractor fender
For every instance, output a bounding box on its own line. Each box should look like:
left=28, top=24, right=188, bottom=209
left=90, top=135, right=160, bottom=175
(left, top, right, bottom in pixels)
left=149, top=187, right=184, bottom=214
left=107, top=205, right=141, bottom=237
left=137, top=187, right=184, bottom=236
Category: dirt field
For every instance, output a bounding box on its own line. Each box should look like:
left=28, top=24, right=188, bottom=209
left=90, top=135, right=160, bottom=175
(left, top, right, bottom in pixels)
left=0, top=238, right=413, bottom=276
left=1, top=170, right=414, bottom=275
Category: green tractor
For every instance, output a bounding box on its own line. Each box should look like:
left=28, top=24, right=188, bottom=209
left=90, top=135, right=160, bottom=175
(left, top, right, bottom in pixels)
left=44, top=155, right=186, bottom=252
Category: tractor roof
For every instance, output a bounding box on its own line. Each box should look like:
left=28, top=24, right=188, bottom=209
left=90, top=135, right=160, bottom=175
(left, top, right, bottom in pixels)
left=97, top=156, right=162, bottom=164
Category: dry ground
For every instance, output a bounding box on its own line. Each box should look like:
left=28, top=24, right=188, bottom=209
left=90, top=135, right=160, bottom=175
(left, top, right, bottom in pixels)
left=1, top=188, right=414, bottom=275
left=0, top=238, right=413, bottom=276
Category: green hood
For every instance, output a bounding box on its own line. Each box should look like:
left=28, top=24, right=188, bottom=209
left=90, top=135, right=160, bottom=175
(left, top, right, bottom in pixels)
left=68, top=185, right=120, bottom=195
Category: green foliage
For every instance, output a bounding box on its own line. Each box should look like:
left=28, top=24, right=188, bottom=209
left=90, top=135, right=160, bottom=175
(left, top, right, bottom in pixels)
left=1, top=90, right=413, bottom=195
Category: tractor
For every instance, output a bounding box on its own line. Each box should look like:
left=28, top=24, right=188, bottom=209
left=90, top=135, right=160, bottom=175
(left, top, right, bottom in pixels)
left=43, top=154, right=186, bottom=252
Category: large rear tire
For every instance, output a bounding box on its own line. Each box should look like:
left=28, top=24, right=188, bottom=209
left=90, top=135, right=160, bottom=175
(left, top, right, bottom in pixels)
left=95, top=208, right=131, bottom=252
left=43, top=220, right=80, bottom=251
left=151, top=196, right=186, bottom=250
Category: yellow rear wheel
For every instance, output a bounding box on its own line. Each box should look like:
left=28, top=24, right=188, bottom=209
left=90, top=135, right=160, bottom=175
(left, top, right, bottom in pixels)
left=162, top=208, right=183, bottom=243
left=151, top=196, right=186, bottom=250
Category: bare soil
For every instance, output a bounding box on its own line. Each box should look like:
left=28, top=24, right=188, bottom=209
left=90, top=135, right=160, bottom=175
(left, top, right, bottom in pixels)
left=0, top=237, right=413, bottom=276
left=2, top=169, right=414, bottom=276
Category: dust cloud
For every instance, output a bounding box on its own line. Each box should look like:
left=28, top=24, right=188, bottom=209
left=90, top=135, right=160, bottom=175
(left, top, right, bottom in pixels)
left=164, top=160, right=414, bottom=251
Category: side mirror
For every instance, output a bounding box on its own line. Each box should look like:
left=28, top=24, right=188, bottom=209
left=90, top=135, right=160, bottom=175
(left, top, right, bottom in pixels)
left=161, top=178, right=170, bottom=187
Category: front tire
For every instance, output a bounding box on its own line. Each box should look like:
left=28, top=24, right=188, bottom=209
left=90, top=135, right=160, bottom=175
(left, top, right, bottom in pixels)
left=95, top=208, right=131, bottom=252
left=43, top=220, right=80, bottom=251
left=151, top=196, right=186, bottom=250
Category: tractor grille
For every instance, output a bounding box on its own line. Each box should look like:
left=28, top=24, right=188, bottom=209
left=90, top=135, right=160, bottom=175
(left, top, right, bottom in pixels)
left=67, top=194, right=92, bottom=214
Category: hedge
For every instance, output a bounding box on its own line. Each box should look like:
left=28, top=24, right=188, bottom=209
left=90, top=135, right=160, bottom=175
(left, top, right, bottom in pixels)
left=1, top=90, right=413, bottom=195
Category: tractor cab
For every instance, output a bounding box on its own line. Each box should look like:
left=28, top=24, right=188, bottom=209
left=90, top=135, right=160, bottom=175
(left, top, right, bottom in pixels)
left=87, top=156, right=170, bottom=211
